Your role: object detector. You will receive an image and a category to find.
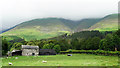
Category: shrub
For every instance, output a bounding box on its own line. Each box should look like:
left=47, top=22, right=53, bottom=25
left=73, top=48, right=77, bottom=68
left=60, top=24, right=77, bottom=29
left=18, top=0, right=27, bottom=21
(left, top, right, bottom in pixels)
left=42, top=44, right=50, bottom=49
left=53, top=45, right=61, bottom=53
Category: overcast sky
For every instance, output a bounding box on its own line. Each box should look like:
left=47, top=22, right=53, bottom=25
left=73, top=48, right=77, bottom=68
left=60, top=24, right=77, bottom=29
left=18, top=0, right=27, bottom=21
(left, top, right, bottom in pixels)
left=0, top=0, right=119, bottom=29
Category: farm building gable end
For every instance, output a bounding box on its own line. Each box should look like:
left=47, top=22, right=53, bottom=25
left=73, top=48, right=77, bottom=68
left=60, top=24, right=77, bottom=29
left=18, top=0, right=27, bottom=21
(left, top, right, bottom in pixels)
left=22, top=45, right=39, bottom=56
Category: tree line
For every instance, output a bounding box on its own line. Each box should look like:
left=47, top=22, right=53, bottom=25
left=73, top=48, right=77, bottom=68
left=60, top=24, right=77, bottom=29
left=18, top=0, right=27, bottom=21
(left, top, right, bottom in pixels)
left=2, top=29, right=120, bottom=55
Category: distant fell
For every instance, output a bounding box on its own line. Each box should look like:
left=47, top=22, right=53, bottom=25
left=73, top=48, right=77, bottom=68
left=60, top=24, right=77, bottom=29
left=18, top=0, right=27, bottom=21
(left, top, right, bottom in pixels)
left=2, top=14, right=118, bottom=41
left=89, top=14, right=118, bottom=31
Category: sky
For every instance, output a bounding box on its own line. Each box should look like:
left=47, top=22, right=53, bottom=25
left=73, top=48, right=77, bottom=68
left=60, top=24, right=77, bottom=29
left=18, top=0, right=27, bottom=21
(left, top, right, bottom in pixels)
left=0, top=0, right=119, bottom=29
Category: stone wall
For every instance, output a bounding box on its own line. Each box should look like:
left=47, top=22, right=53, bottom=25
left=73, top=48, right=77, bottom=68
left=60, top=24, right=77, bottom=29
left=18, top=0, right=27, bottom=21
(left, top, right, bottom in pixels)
left=22, top=49, right=39, bottom=56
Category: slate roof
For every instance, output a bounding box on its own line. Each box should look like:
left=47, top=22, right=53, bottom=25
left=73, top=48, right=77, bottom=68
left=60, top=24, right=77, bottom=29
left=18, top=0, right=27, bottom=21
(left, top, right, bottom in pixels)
left=22, top=45, right=39, bottom=49
left=39, top=49, right=56, bottom=52
left=12, top=50, right=21, bottom=52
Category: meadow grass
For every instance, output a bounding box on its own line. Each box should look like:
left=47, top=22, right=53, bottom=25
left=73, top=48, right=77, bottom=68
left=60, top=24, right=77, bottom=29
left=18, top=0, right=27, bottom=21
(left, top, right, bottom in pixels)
left=95, top=27, right=118, bottom=31
left=0, top=58, right=1, bottom=68
left=2, top=54, right=118, bottom=66
left=93, top=19, right=118, bottom=31
left=2, top=28, right=70, bottom=41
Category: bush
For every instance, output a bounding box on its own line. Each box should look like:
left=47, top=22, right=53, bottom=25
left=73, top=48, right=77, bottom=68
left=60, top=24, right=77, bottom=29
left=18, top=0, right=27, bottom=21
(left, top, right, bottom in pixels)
left=66, top=49, right=73, bottom=52
left=42, top=44, right=50, bottom=49
left=53, top=45, right=61, bottom=53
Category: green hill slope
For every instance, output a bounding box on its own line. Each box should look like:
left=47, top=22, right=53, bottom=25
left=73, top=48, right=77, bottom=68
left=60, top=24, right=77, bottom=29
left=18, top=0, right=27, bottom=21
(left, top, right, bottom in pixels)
left=1, top=14, right=118, bottom=41
left=89, top=14, right=118, bottom=31
left=2, top=18, right=73, bottom=41
left=75, top=18, right=101, bottom=32
left=2, top=18, right=100, bottom=41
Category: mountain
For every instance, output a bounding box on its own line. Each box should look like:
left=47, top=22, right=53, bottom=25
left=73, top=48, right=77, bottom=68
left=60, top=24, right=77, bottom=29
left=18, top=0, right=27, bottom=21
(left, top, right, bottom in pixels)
left=2, top=18, right=73, bottom=41
left=75, top=18, right=101, bottom=32
left=0, top=25, right=18, bottom=34
left=89, top=14, right=118, bottom=31
left=1, top=14, right=118, bottom=41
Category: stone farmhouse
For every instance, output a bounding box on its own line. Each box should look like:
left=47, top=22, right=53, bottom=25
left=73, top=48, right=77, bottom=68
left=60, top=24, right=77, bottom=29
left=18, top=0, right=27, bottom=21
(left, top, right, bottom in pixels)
left=8, top=45, right=56, bottom=56
left=22, top=45, right=39, bottom=56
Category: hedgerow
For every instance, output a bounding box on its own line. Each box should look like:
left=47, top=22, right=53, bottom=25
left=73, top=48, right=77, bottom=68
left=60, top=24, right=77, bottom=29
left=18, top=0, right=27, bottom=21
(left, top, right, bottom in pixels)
left=60, top=49, right=120, bottom=56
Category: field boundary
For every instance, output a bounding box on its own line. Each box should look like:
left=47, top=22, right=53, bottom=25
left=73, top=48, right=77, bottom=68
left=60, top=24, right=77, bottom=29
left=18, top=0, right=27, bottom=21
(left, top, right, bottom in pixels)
left=60, top=50, right=120, bottom=56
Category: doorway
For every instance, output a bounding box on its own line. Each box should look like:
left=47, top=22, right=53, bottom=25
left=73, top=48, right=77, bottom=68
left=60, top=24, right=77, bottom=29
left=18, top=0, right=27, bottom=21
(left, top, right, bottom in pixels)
left=32, top=53, right=35, bottom=56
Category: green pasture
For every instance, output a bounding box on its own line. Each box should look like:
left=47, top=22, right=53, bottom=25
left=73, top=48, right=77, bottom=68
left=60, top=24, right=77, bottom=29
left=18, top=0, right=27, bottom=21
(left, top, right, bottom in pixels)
left=0, top=58, right=2, bottom=68
left=2, top=54, right=119, bottom=66
left=2, top=28, right=69, bottom=41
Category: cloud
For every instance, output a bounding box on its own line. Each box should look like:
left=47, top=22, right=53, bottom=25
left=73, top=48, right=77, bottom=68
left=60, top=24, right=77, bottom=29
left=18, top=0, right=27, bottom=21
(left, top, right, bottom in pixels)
left=1, top=0, right=119, bottom=29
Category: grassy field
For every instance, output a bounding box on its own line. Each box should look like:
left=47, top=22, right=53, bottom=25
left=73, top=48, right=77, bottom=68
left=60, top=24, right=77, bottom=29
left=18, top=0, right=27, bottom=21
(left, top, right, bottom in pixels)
left=1, top=28, right=70, bottom=41
left=2, top=54, right=119, bottom=66
left=0, top=58, right=2, bottom=68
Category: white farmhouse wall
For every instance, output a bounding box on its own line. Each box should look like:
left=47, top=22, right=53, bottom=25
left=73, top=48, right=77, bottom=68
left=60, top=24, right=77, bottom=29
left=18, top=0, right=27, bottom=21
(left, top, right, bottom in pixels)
left=22, top=49, right=39, bottom=56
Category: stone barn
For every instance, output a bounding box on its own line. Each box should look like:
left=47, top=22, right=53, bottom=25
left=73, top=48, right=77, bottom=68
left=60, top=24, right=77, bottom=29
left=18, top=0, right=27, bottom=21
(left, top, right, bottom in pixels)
left=39, top=49, right=56, bottom=55
left=8, top=50, right=22, bottom=56
left=21, top=45, right=39, bottom=56
left=12, top=50, right=22, bottom=56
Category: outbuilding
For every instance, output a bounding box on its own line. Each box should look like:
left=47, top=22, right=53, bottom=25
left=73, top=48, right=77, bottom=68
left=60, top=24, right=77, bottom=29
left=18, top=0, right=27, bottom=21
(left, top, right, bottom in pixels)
left=39, top=49, right=56, bottom=55
left=8, top=45, right=57, bottom=56
left=8, top=50, right=22, bottom=56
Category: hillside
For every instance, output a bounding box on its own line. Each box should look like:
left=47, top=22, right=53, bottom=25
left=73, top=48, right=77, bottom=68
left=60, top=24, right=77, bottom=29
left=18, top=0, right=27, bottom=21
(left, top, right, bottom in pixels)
left=75, top=18, right=101, bottom=32
left=2, top=18, right=73, bottom=41
left=89, top=14, right=118, bottom=31
left=1, top=14, right=118, bottom=41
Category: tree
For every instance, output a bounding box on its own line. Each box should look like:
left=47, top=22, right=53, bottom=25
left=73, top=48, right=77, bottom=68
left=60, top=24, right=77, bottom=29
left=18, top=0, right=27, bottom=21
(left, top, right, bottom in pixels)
left=27, top=42, right=35, bottom=45
left=59, top=39, right=70, bottom=51
left=10, top=42, right=23, bottom=51
left=49, top=43, right=55, bottom=49
left=112, top=34, right=120, bottom=51
left=85, top=38, right=92, bottom=50
left=15, top=43, right=23, bottom=50
left=71, top=39, right=79, bottom=49
left=80, top=39, right=86, bottom=50
left=115, top=29, right=120, bottom=37
left=90, top=37, right=100, bottom=50
left=99, top=39, right=106, bottom=50
left=2, top=38, right=8, bottom=55
left=105, top=34, right=115, bottom=51
left=42, top=44, right=51, bottom=49
left=35, top=42, right=43, bottom=49
left=79, top=37, right=100, bottom=50
left=99, top=34, right=115, bottom=51
left=53, top=45, right=61, bottom=53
